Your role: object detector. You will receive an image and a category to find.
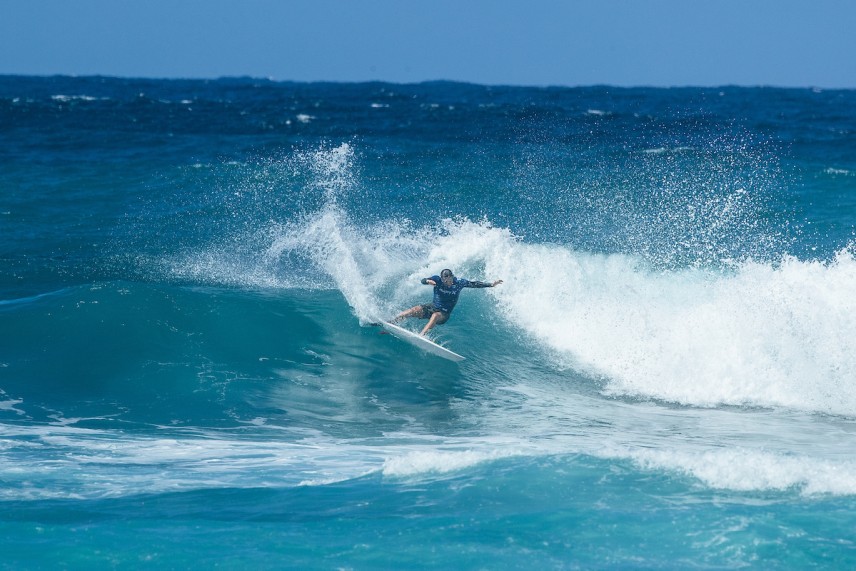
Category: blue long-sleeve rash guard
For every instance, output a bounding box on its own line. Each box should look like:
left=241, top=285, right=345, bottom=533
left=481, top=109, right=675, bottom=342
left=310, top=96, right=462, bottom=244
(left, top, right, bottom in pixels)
left=421, top=275, right=492, bottom=313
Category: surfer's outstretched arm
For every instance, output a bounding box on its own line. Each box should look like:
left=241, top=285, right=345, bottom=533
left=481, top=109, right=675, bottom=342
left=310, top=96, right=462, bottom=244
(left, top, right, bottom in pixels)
left=464, top=279, right=503, bottom=288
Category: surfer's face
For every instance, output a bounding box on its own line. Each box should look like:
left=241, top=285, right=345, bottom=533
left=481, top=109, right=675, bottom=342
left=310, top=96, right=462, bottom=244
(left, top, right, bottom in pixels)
left=441, top=274, right=454, bottom=286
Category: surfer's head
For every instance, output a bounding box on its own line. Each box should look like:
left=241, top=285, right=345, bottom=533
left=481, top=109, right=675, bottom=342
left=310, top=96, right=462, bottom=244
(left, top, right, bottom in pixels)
left=440, top=269, right=454, bottom=285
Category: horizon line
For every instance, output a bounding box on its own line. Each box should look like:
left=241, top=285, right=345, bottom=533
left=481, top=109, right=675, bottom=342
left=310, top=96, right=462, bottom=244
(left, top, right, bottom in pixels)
left=1, top=72, right=853, bottom=92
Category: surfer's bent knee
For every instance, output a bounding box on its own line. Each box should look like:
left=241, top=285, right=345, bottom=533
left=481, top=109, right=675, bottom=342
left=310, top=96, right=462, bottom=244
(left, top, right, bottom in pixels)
left=431, top=310, right=450, bottom=325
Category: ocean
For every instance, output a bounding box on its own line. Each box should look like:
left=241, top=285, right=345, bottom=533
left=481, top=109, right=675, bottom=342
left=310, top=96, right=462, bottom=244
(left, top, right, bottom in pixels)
left=1, top=75, right=855, bottom=569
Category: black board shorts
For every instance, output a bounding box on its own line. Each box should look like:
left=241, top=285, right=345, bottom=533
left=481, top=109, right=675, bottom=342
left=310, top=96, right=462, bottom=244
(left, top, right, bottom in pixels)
left=417, top=304, right=450, bottom=324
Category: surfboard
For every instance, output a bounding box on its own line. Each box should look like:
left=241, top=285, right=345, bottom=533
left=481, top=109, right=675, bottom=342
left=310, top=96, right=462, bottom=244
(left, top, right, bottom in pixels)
left=380, top=321, right=465, bottom=362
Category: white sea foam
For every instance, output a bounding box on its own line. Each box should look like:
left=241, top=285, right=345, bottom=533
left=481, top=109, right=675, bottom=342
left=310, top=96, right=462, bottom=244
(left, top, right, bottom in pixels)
left=5, top=416, right=856, bottom=499
left=51, top=94, right=106, bottom=102
left=382, top=447, right=521, bottom=477
left=623, top=447, right=856, bottom=495
left=0, top=422, right=532, bottom=500
left=0, top=424, right=381, bottom=500
left=0, top=399, right=24, bottom=415
left=485, top=236, right=856, bottom=416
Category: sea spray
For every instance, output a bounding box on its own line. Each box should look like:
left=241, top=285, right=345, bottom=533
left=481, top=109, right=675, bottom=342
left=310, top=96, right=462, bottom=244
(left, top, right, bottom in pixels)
left=167, top=140, right=856, bottom=415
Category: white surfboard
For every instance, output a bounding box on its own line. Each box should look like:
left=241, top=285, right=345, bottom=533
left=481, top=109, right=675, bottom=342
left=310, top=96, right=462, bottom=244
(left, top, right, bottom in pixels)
left=380, top=321, right=465, bottom=362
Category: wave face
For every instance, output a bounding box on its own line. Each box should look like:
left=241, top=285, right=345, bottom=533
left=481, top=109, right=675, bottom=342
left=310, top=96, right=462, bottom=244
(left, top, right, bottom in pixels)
left=2, top=76, right=856, bottom=568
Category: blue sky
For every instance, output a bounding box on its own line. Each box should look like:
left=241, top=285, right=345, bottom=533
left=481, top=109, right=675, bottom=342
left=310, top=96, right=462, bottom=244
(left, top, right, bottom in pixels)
left=2, top=0, right=854, bottom=88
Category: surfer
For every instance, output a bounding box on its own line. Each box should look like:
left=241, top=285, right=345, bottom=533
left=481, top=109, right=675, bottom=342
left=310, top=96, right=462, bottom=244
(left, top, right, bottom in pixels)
left=393, top=268, right=503, bottom=335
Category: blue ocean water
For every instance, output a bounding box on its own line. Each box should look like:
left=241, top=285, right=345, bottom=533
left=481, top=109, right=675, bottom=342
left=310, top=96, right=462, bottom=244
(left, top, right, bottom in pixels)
left=2, top=75, right=856, bottom=568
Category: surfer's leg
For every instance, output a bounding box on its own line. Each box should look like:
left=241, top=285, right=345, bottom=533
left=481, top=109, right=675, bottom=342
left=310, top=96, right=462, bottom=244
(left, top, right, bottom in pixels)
left=394, top=305, right=426, bottom=322
left=420, top=311, right=445, bottom=335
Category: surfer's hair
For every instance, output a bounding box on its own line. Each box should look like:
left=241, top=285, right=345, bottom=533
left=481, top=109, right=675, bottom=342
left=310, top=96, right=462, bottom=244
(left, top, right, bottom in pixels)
left=440, top=269, right=453, bottom=278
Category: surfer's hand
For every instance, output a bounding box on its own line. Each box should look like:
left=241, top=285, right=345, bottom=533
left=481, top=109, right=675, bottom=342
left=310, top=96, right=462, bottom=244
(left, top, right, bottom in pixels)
left=492, top=280, right=503, bottom=287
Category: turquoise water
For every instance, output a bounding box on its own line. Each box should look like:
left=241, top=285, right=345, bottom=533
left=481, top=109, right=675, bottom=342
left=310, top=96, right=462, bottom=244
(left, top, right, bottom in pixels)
left=2, top=76, right=856, bottom=568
